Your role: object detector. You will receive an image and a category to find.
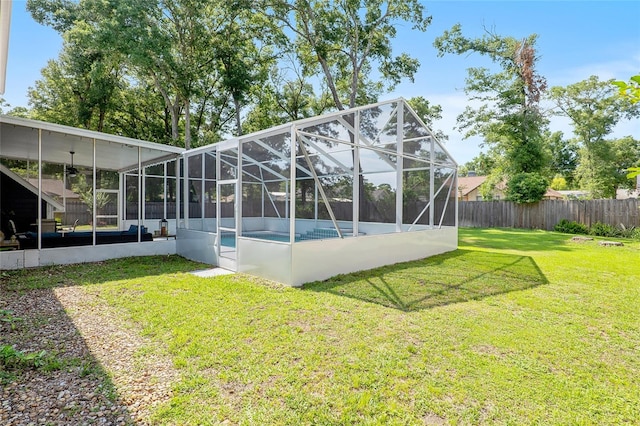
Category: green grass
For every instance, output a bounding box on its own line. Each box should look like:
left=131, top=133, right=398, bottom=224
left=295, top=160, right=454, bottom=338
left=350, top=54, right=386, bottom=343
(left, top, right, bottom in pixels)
left=2, top=230, right=639, bottom=424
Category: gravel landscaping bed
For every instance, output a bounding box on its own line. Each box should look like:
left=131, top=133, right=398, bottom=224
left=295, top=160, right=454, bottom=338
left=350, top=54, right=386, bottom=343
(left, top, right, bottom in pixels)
left=1, top=283, right=179, bottom=425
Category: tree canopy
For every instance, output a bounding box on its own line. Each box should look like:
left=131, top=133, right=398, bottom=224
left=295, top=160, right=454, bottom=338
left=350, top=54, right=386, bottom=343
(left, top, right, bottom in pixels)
left=550, top=76, right=640, bottom=198
left=13, top=2, right=638, bottom=200
left=434, top=24, right=549, bottom=203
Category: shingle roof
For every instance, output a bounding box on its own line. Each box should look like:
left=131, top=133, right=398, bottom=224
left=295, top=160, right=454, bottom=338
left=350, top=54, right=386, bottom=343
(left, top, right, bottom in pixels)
left=457, top=176, right=487, bottom=196
left=27, top=178, right=80, bottom=199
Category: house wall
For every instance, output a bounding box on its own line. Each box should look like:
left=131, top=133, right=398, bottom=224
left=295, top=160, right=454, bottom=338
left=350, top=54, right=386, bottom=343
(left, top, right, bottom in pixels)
left=465, top=187, right=506, bottom=201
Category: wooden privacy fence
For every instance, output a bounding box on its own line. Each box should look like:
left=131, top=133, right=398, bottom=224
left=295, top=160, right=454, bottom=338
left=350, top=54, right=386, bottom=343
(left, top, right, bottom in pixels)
left=459, top=199, right=640, bottom=230
left=61, top=199, right=639, bottom=231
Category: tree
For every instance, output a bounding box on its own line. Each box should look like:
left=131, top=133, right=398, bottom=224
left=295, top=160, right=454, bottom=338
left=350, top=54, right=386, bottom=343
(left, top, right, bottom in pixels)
left=27, top=0, right=266, bottom=148
left=613, top=74, right=640, bottom=179
left=550, top=175, right=568, bottom=191
left=434, top=24, right=549, bottom=203
left=544, top=131, right=578, bottom=188
left=611, top=136, right=640, bottom=187
left=265, top=0, right=431, bottom=215
left=28, top=39, right=122, bottom=131
left=28, top=0, right=124, bottom=132
left=459, top=151, right=499, bottom=177
left=101, top=0, right=224, bottom=148
left=550, top=76, right=640, bottom=198
left=71, top=174, right=111, bottom=221
left=214, top=10, right=277, bottom=137
left=407, top=96, right=448, bottom=142
left=242, top=65, right=331, bottom=134
left=268, top=0, right=431, bottom=111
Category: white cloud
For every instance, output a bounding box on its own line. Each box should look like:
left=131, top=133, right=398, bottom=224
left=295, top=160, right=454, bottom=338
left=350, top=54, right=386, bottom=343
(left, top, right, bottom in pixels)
left=549, top=55, right=640, bottom=88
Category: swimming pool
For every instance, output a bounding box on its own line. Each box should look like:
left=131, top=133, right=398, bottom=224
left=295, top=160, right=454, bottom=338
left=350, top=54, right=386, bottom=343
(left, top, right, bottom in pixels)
left=219, top=228, right=346, bottom=247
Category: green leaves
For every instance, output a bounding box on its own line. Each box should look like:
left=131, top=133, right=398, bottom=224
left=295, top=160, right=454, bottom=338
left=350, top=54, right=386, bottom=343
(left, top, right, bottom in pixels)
left=613, top=74, right=640, bottom=104
left=269, top=0, right=431, bottom=110
left=627, top=167, right=640, bottom=179
left=506, top=172, right=549, bottom=204
left=550, top=76, right=640, bottom=198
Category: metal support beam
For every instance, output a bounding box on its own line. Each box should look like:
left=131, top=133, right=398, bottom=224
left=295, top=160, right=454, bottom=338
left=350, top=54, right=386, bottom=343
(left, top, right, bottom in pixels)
left=396, top=104, right=404, bottom=232
left=37, top=129, right=42, bottom=250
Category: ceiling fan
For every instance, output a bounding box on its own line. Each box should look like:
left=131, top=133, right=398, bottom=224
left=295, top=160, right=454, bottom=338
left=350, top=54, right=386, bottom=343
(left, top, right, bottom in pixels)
left=66, top=151, right=78, bottom=177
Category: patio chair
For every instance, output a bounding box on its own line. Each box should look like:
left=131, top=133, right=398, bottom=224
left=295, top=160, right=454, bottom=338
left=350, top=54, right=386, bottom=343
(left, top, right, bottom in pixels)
left=61, top=219, right=79, bottom=232
left=8, top=219, right=17, bottom=236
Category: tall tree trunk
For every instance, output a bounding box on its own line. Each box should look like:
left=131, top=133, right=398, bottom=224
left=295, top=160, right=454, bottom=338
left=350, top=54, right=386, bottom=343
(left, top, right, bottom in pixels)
left=97, top=108, right=105, bottom=133
left=233, top=94, right=243, bottom=136
left=184, top=99, right=191, bottom=150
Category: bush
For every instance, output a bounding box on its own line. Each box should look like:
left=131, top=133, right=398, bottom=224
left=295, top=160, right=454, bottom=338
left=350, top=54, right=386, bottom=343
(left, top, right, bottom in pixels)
left=506, top=172, right=549, bottom=204
left=554, top=219, right=589, bottom=235
left=616, top=224, right=640, bottom=240
left=589, top=222, right=619, bottom=237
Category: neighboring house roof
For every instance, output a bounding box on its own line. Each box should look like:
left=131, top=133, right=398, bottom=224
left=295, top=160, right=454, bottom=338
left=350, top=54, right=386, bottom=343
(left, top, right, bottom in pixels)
left=27, top=178, right=80, bottom=200
left=459, top=175, right=562, bottom=199
left=457, top=175, right=506, bottom=197
left=457, top=175, right=487, bottom=197
left=543, top=188, right=564, bottom=199
left=557, top=190, right=588, bottom=199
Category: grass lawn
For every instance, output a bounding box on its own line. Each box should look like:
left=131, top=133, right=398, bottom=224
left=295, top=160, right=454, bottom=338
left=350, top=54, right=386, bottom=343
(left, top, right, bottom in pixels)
left=3, top=228, right=639, bottom=424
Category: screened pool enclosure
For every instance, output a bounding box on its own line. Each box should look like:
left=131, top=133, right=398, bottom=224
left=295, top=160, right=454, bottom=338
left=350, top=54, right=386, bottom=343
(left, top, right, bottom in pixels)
left=1, top=99, right=457, bottom=285
left=176, top=98, right=458, bottom=285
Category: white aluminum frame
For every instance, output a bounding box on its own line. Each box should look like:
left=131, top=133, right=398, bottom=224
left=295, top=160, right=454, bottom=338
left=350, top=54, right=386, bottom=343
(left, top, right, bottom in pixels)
left=177, top=98, right=459, bottom=285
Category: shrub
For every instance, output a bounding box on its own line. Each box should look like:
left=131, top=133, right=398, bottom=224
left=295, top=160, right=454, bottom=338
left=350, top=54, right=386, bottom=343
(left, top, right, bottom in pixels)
left=506, top=172, right=549, bottom=204
left=554, top=219, right=588, bottom=235
left=616, top=224, right=640, bottom=240
left=589, top=222, right=619, bottom=237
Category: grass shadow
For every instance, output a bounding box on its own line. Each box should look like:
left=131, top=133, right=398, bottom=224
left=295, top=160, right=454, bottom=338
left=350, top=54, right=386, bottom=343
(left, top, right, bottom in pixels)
left=303, top=249, right=548, bottom=312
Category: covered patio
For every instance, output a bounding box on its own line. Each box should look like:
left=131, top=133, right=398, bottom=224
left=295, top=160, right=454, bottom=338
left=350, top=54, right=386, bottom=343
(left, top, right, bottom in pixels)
left=0, top=115, right=184, bottom=269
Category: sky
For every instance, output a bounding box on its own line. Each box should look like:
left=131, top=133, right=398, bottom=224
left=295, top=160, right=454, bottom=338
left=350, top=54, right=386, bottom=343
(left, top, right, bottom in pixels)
left=2, top=0, right=640, bottom=165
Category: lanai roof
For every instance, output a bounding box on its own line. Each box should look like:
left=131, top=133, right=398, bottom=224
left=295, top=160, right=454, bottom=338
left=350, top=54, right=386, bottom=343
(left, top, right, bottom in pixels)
left=0, top=115, right=184, bottom=172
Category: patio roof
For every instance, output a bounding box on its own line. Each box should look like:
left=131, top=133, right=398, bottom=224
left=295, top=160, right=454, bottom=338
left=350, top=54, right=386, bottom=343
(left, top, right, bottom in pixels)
left=0, top=115, right=184, bottom=172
